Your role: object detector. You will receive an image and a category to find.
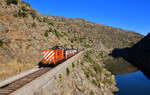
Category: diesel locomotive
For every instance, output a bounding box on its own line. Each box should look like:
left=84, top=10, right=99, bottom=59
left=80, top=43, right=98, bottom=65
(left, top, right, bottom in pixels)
left=38, top=46, right=78, bottom=68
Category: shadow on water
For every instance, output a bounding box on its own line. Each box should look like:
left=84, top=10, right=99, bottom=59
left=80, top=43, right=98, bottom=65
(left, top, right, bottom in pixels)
left=109, top=47, right=150, bottom=79
left=109, top=33, right=150, bottom=79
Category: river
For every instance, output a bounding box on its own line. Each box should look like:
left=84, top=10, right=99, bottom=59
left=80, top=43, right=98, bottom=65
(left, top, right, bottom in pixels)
left=115, top=71, right=150, bottom=95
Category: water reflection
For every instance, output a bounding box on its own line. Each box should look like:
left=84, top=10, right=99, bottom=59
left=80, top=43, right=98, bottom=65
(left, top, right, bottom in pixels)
left=115, top=71, right=150, bottom=95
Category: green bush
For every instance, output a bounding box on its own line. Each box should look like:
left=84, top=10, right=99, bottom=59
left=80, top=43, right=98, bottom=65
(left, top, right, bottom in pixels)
left=44, top=29, right=62, bottom=38
left=30, top=10, right=37, bottom=19
left=0, top=40, right=3, bottom=47
left=44, top=30, right=49, bottom=37
left=64, top=44, right=67, bottom=48
left=47, top=21, right=54, bottom=26
left=66, top=68, right=70, bottom=76
left=70, top=37, right=83, bottom=43
left=42, top=17, right=48, bottom=22
left=21, top=6, right=29, bottom=12
left=62, top=32, right=68, bottom=36
left=72, top=63, right=75, bottom=68
left=42, top=17, right=53, bottom=25
left=13, top=6, right=29, bottom=18
left=71, top=39, right=74, bottom=43
left=98, top=52, right=105, bottom=58
left=93, top=63, right=102, bottom=73
left=83, top=69, right=90, bottom=78
left=53, top=29, right=62, bottom=39
left=80, top=62, right=84, bottom=65
left=83, top=50, right=96, bottom=64
left=6, top=0, right=18, bottom=5
left=59, top=74, right=62, bottom=79
left=90, top=90, right=95, bottom=95
left=83, top=43, right=91, bottom=48
left=92, top=79, right=98, bottom=86
left=84, top=56, right=95, bottom=64
left=15, top=10, right=27, bottom=18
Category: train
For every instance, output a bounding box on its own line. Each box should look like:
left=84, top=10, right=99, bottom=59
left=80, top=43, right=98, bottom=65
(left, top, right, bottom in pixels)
left=38, top=46, right=79, bottom=68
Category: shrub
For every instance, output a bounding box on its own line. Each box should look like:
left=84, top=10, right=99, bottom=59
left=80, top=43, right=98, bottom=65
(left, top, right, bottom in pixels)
left=42, top=17, right=48, bottom=22
left=72, top=63, right=75, bottom=68
left=93, top=63, right=102, bottom=73
left=83, top=50, right=96, bottom=64
left=64, top=44, right=67, bottom=48
left=17, top=10, right=27, bottom=17
left=62, top=32, right=68, bottom=36
left=47, top=21, right=54, bottom=26
left=53, top=29, right=62, bottom=39
left=92, top=79, right=98, bottom=86
left=32, top=22, right=36, bottom=27
left=13, top=12, right=18, bottom=17
left=37, top=17, right=42, bottom=22
left=66, top=68, right=70, bottom=76
left=0, top=40, right=3, bottom=47
left=98, top=52, right=104, bottom=58
left=6, top=0, right=18, bottom=5
left=80, top=62, right=84, bottom=65
left=13, top=6, right=29, bottom=18
left=42, top=17, right=54, bottom=26
left=30, top=10, right=37, bottom=19
left=84, top=55, right=95, bottom=64
left=71, top=39, right=74, bottom=43
left=70, top=45, right=73, bottom=49
left=83, top=69, right=90, bottom=78
left=21, top=6, right=29, bottom=12
left=59, top=74, right=62, bottom=79
left=83, top=43, right=91, bottom=48
left=44, top=30, right=49, bottom=37
left=90, top=90, right=95, bottom=95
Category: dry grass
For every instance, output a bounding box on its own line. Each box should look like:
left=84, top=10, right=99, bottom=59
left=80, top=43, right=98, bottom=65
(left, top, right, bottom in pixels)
left=0, top=60, right=36, bottom=81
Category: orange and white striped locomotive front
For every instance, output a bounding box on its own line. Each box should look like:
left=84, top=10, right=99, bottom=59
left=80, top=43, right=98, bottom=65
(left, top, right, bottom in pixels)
left=42, top=49, right=55, bottom=64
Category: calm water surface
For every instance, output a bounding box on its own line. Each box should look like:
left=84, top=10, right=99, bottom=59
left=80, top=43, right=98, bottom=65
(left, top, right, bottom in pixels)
left=115, top=71, right=150, bottom=95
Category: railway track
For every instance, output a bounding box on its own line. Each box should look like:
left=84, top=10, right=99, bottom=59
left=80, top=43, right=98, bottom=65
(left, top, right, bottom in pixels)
left=0, top=68, right=51, bottom=95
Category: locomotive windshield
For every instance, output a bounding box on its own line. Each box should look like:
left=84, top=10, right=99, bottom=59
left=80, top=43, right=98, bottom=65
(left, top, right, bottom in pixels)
left=52, top=46, right=64, bottom=49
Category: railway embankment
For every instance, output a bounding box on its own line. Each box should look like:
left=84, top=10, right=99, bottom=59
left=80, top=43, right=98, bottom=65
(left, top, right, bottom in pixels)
left=33, top=50, right=118, bottom=95
left=0, top=51, right=118, bottom=95
left=10, top=51, right=84, bottom=95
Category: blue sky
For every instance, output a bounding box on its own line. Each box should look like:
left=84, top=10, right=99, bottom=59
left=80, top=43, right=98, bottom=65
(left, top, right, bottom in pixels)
left=24, top=0, right=150, bottom=35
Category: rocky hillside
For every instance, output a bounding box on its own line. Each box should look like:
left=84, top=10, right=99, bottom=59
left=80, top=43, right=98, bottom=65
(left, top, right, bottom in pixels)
left=0, top=0, right=144, bottom=94
left=44, top=15, right=143, bottom=51
left=35, top=51, right=118, bottom=95
left=0, top=0, right=143, bottom=65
